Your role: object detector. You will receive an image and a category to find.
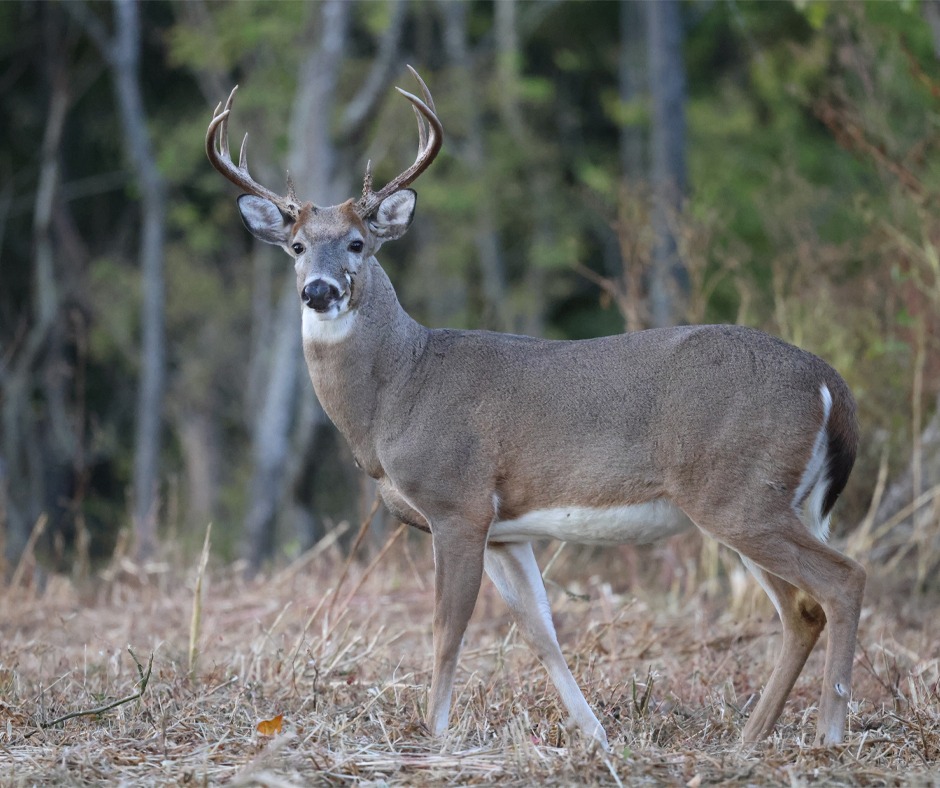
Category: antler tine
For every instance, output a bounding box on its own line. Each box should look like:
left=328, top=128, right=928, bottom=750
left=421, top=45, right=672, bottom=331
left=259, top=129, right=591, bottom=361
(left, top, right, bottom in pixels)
left=205, top=85, right=300, bottom=220
left=217, top=111, right=229, bottom=160
left=356, top=68, right=443, bottom=219
left=406, top=64, right=436, bottom=113
left=219, top=88, right=237, bottom=160
left=405, top=64, right=433, bottom=151
left=362, top=160, right=374, bottom=199
left=413, top=105, right=428, bottom=153
left=389, top=87, right=442, bottom=170
left=238, top=132, right=248, bottom=170
left=210, top=101, right=225, bottom=158
left=286, top=172, right=299, bottom=205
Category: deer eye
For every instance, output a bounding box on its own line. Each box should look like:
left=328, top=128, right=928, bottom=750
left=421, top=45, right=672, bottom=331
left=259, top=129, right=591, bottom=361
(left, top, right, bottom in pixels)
left=291, top=242, right=305, bottom=254
left=348, top=240, right=364, bottom=253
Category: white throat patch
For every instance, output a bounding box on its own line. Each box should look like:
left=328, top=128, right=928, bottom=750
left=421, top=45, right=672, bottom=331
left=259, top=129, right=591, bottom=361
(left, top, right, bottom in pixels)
left=302, top=305, right=358, bottom=344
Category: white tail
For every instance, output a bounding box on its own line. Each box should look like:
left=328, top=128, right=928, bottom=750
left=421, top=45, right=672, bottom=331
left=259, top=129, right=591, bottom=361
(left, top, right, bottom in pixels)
left=208, top=69, right=865, bottom=750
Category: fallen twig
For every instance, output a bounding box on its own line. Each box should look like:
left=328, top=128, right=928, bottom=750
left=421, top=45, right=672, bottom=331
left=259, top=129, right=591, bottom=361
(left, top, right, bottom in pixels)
left=40, top=647, right=153, bottom=729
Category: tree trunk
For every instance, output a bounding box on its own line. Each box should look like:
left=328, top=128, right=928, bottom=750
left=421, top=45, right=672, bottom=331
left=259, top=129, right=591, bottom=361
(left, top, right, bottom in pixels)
left=1, top=11, right=74, bottom=569
left=646, top=0, right=688, bottom=328
left=620, top=0, right=647, bottom=182
left=243, top=273, right=303, bottom=570
left=494, top=0, right=551, bottom=336
left=619, top=1, right=651, bottom=333
left=0, top=452, right=8, bottom=574
left=108, top=0, right=168, bottom=560
left=177, top=407, right=220, bottom=529
left=242, top=0, right=351, bottom=573
left=240, top=0, right=411, bottom=571
left=442, top=0, right=510, bottom=332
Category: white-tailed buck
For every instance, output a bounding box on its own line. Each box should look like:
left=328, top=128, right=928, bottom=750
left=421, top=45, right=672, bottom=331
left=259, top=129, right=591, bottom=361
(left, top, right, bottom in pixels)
left=207, top=68, right=864, bottom=749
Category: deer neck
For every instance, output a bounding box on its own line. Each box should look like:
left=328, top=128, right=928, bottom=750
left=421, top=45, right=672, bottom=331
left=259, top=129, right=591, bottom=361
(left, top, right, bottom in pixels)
left=301, top=259, right=428, bottom=477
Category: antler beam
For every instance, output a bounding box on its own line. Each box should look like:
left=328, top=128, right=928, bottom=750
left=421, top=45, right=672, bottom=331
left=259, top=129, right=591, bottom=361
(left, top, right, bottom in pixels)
left=206, top=86, right=302, bottom=220
left=355, top=66, right=443, bottom=220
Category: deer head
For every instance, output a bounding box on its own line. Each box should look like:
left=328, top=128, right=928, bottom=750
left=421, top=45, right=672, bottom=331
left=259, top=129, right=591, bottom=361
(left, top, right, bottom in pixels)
left=206, top=66, right=442, bottom=321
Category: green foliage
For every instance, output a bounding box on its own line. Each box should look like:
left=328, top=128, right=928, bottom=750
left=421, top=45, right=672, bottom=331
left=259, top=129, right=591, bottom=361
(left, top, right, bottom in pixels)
left=166, top=2, right=307, bottom=75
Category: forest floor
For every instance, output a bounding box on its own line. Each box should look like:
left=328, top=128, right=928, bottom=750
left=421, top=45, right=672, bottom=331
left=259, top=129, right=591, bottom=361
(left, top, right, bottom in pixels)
left=0, top=525, right=937, bottom=786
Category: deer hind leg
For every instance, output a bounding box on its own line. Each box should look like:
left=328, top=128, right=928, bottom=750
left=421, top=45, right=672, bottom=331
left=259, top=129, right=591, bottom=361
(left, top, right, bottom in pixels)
left=484, top=541, right=609, bottom=749
left=739, top=558, right=827, bottom=742
left=693, top=507, right=865, bottom=745
left=426, top=518, right=489, bottom=738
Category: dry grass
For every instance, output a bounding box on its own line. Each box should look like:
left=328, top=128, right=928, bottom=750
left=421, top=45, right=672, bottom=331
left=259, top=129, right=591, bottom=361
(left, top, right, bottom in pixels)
left=0, top=530, right=938, bottom=786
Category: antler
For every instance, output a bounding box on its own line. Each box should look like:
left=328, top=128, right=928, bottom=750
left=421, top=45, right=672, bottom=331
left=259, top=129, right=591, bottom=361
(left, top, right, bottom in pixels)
left=206, top=86, right=302, bottom=220
left=355, top=66, right=443, bottom=219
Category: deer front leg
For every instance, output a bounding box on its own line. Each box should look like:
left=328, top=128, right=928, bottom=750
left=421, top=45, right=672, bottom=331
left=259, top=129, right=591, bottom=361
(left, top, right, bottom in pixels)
left=427, top=520, right=488, bottom=737
left=485, top=541, right=609, bottom=749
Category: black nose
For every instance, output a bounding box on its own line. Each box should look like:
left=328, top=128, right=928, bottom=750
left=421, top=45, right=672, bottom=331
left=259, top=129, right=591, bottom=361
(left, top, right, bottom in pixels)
left=302, top=279, right=340, bottom=312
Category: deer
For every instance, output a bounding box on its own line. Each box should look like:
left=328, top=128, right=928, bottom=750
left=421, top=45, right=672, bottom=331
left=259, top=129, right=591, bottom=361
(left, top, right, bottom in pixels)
left=206, top=67, right=865, bottom=751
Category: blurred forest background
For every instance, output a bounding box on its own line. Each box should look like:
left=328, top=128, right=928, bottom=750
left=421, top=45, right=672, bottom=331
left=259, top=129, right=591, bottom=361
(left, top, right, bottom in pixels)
left=1, top=0, right=938, bottom=587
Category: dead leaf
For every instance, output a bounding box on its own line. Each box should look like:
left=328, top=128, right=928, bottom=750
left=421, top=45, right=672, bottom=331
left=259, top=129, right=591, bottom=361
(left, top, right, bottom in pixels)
left=256, top=714, right=283, bottom=736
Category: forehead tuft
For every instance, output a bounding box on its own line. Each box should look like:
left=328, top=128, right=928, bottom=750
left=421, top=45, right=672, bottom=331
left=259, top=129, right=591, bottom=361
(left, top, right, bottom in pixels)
left=292, top=200, right=367, bottom=240
left=339, top=200, right=368, bottom=233
left=292, top=202, right=317, bottom=233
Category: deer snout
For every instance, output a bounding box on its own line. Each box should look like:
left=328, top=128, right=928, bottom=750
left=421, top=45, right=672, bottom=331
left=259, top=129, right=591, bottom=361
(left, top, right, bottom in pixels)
left=302, top=279, right=341, bottom=312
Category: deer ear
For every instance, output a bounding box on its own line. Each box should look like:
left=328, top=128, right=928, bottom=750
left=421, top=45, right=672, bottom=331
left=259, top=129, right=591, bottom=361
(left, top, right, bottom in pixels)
left=237, top=195, right=293, bottom=246
left=368, top=190, right=416, bottom=241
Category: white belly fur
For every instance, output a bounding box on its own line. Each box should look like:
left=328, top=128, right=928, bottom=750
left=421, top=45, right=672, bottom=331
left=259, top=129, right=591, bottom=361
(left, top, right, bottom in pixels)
left=488, top=499, right=692, bottom=545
